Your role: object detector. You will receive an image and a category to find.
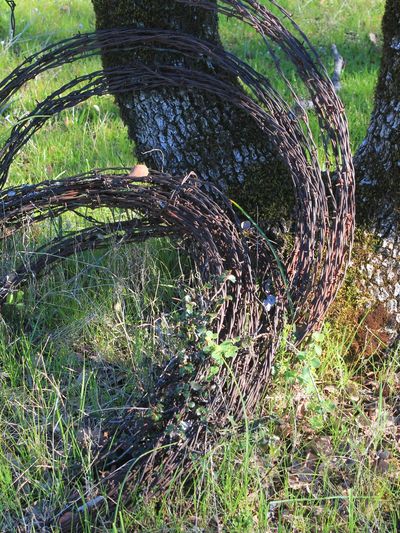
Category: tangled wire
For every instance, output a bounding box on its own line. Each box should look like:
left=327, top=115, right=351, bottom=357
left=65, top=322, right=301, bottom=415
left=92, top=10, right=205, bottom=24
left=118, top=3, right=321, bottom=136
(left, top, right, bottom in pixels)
left=0, top=0, right=355, bottom=529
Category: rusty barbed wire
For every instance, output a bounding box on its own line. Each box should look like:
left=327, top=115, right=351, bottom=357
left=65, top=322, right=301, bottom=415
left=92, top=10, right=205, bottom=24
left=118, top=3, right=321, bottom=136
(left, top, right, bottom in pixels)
left=0, top=31, right=352, bottom=332
left=0, top=22, right=354, bottom=333
left=0, top=168, right=282, bottom=340
left=0, top=169, right=284, bottom=529
left=0, top=0, right=355, bottom=528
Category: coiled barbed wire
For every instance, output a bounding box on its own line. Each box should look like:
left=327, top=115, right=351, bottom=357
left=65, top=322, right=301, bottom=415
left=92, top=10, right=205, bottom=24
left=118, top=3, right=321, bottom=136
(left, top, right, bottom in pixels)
left=0, top=0, right=355, bottom=528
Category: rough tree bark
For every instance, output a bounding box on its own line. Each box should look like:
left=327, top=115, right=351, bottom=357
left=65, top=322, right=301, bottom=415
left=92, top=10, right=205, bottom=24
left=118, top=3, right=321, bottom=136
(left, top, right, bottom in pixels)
left=91, top=0, right=293, bottom=222
left=354, top=0, right=400, bottom=336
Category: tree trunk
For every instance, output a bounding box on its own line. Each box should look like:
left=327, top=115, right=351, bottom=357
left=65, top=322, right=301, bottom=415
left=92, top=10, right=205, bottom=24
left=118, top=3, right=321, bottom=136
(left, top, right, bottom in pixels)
left=91, top=0, right=293, bottom=222
left=354, top=0, right=400, bottom=337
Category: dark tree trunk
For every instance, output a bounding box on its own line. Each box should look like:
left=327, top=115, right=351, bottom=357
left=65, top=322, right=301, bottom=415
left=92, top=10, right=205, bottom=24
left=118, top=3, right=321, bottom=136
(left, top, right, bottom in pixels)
left=91, top=0, right=292, bottom=222
left=354, top=0, right=400, bottom=335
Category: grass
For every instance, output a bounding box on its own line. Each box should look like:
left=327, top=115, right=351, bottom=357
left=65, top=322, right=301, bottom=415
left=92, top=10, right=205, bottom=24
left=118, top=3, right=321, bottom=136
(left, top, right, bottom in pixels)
left=0, top=0, right=399, bottom=531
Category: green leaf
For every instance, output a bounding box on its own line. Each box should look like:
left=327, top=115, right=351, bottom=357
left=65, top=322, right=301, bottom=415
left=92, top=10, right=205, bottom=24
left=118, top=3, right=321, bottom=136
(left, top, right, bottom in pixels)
left=219, top=340, right=239, bottom=358
left=309, top=414, right=324, bottom=430
left=205, top=330, right=218, bottom=342
left=190, top=382, right=203, bottom=392
left=6, top=293, right=14, bottom=305
left=312, top=331, right=325, bottom=343
left=207, top=366, right=220, bottom=379
left=321, top=400, right=336, bottom=413
left=314, top=344, right=323, bottom=357
left=310, top=357, right=321, bottom=369
left=297, top=351, right=307, bottom=361
left=300, top=366, right=313, bottom=385
left=196, top=406, right=207, bottom=418
left=211, top=352, right=224, bottom=365
left=284, top=370, right=297, bottom=383
left=16, top=290, right=24, bottom=302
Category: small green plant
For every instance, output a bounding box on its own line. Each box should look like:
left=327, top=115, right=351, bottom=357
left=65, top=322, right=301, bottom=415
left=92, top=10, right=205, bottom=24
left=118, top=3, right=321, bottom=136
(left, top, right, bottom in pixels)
left=283, top=328, right=336, bottom=430
left=202, top=330, right=240, bottom=379
left=5, top=289, right=24, bottom=309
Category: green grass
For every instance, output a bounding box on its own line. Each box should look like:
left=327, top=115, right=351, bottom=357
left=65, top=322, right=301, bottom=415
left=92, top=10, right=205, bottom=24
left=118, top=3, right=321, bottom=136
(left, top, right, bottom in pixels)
left=1, top=0, right=399, bottom=531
